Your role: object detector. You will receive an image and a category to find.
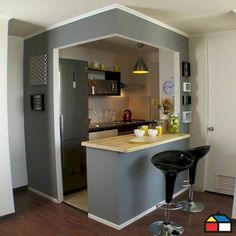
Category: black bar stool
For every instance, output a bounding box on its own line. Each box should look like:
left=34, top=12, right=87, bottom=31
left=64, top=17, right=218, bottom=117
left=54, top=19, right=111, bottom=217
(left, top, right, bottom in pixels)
left=149, top=150, right=193, bottom=236
left=177, top=145, right=211, bottom=213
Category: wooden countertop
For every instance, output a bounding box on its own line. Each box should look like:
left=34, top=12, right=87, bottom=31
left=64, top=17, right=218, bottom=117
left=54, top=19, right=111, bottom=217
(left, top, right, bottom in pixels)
left=82, top=133, right=190, bottom=153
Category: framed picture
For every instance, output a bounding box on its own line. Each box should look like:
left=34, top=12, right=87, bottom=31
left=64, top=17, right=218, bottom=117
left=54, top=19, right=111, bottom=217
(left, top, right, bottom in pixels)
left=182, top=61, right=191, bottom=77
left=183, top=82, right=191, bottom=92
left=182, top=95, right=191, bottom=105
left=182, top=111, right=192, bottom=123
left=31, top=94, right=45, bottom=111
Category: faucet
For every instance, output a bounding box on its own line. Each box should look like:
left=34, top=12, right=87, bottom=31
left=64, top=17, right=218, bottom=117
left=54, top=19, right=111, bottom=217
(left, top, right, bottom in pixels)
left=88, top=108, right=96, bottom=115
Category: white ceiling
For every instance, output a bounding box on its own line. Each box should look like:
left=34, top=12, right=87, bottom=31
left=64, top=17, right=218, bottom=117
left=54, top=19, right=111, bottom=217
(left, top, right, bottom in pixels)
left=2, top=0, right=236, bottom=37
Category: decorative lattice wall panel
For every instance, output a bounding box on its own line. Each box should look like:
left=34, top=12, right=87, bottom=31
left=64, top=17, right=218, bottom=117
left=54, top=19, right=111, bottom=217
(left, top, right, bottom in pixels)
left=29, top=53, right=48, bottom=86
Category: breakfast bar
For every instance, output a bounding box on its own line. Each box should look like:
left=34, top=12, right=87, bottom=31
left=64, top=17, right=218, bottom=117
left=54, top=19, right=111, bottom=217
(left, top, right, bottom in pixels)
left=82, top=133, right=190, bottom=229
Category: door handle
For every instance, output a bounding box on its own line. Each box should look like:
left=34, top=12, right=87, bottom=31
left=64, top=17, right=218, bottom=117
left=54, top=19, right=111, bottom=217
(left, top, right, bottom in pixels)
left=208, top=127, right=214, bottom=131
left=60, top=114, right=64, bottom=137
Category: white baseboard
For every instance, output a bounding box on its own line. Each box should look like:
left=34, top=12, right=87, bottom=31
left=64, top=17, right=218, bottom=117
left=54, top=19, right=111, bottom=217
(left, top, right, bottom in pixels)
left=232, top=210, right=236, bottom=219
left=88, top=214, right=122, bottom=230
left=173, top=187, right=188, bottom=199
left=89, top=187, right=188, bottom=230
left=28, top=187, right=59, bottom=203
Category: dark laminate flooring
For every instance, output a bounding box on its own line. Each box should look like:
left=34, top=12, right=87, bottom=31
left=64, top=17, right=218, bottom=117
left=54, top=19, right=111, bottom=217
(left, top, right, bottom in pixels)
left=0, top=190, right=235, bottom=236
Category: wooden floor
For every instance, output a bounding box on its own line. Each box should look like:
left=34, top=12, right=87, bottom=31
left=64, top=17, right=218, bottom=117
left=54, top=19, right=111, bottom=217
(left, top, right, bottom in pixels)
left=0, top=190, right=235, bottom=236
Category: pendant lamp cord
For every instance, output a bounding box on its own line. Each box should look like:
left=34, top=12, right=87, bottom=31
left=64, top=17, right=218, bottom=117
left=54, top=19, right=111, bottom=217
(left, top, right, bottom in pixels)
left=138, top=43, right=143, bottom=59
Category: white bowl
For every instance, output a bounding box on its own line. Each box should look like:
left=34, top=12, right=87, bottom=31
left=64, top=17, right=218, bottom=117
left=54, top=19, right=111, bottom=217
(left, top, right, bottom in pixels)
left=134, top=129, right=145, bottom=137
left=148, top=129, right=158, bottom=137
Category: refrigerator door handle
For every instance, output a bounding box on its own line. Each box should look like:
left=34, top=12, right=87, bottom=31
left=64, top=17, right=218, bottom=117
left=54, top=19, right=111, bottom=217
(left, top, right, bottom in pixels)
left=60, top=114, right=64, bottom=138
left=73, top=72, right=77, bottom=88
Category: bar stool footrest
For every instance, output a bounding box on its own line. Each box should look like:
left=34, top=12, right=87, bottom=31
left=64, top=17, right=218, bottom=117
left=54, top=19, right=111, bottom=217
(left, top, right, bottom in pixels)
left=149, top=221, right=184, bottom=236
left=156, top=202, right=182, bottom=211
left=176, top=200, right=205, bottom=213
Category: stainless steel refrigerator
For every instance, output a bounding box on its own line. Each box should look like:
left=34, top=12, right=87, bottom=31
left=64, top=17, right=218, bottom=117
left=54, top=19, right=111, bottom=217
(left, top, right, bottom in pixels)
left=59, top=58, right=88, bottom=194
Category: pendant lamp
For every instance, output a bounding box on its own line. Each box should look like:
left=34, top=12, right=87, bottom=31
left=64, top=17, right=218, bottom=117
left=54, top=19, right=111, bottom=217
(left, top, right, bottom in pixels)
left=133, top=43, right=149, bottom=74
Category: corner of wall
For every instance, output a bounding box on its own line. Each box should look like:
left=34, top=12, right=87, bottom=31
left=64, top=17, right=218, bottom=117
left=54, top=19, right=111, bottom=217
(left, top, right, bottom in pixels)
left=8, top=35, right=28, bottom=189
left=189, top=36, right=208, bottom=191
left=0, top=18, right=15, bottom=216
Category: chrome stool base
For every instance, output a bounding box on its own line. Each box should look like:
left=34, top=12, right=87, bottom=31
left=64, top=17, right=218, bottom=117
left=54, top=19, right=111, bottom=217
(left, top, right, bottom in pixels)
left=177, top=200, right=205, bottom=213
left=149, top=221, right=184, bottom=236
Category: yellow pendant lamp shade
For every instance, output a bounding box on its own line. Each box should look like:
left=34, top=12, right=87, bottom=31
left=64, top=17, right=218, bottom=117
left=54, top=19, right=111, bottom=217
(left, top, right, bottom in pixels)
left=133, top=43, right=149, bottom=74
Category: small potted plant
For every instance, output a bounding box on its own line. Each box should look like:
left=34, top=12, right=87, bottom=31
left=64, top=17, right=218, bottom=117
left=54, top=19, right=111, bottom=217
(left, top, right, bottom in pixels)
left=152, top=97, right=173, bottom=133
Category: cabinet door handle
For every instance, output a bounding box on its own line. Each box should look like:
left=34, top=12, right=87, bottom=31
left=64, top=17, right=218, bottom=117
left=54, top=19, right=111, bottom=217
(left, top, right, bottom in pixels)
left=208, top=126, right=214, bottom=131
left=73, top=72, right=77, bottom=88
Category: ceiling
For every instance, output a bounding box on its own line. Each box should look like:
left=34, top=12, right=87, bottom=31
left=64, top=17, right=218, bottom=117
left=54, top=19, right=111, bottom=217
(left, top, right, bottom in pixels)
left=2, top=0, right=236, bottom=38
left=81, top=37, right=158, bottom=54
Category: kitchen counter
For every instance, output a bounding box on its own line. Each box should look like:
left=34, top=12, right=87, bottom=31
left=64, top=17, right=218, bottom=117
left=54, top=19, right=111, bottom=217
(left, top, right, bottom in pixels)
left=82, top=132, right=190, bottom=229
left=82, top=133, right=190, bottom=153
left=89, top=119, right=153, bottom=133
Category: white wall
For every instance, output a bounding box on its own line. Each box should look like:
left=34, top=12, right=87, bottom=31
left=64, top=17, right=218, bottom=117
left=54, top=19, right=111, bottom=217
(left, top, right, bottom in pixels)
left=159, top=49, right=174, bottom=99
left=159, top=49, right=177, bottom=119
left=8, top=36, right=28, bottom=189
left=128, top=51, right=159, bottom=120
left=0, top=18, right=15, bottom=217
left=189, top=36, right=208, bottom=191
left=233, top=183, right=236, bottom=218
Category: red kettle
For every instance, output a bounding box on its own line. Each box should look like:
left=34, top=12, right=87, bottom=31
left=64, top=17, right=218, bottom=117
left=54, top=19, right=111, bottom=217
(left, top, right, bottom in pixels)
left=123, top=109, right=132, bottom=122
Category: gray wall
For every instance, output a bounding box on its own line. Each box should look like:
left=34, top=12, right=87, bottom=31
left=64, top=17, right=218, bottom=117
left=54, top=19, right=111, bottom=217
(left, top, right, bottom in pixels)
left=87, top=139, right=188, bottom=225
left=24, top=8, right=189, bottom=198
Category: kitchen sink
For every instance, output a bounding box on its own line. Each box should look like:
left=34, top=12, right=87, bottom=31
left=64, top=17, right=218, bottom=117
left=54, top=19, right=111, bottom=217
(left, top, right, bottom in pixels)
left=89, top=119, right=153, bottom=134
left=89, top=122, right=116, bottom=129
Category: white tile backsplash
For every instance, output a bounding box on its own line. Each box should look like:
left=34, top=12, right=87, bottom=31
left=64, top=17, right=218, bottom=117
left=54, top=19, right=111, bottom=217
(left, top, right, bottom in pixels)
left=88, top=96, right=129, bottom=123
left=129, top=96, right=151, bottom=120
left=88, top=96, right=152, bottom=123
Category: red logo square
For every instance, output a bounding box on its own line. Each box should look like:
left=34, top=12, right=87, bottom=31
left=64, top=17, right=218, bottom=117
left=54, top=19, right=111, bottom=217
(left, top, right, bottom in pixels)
left=205, top=223, right=218, bottom=232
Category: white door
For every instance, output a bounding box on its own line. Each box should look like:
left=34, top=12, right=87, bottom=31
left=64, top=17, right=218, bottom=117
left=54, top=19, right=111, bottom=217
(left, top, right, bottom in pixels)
left=206, top=35, right=236, bottom=195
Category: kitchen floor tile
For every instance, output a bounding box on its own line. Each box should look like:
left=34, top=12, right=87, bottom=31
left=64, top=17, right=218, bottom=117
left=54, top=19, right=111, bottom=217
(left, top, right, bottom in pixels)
left=64, top=189, right=88, bottom=212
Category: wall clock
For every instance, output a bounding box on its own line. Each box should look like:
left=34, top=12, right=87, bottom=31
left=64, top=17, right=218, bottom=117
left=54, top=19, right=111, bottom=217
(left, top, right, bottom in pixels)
left=163, top=80, right=174, bottom=96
